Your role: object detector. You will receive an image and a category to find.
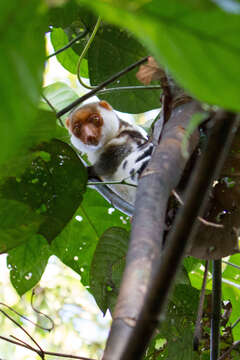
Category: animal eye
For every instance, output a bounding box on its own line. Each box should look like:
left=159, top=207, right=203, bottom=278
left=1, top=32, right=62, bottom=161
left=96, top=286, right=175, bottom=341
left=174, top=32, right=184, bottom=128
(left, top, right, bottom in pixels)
left=73, top=124, right=81, bottom=137
left=89, top=114, right=102, bottom=127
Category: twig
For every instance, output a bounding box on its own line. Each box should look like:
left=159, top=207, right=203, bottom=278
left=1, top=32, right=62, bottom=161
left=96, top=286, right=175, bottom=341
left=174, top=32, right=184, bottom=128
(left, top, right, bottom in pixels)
left=231, top=316, right=240, bottom=329
left=218, top=340, right=240, bottom=360
left=0, top=302, right=51, bottom=331
left=10, top=335, right=38, bottom=352
left=31, top=291, right=54, bottom=331
left=0, top=335, right=95, bottom=360
left=98, top=85, right=162, bottom=95
left=44, top=351, right=95, bottom=359
left=88, top=177, right=134, bottom=216
left=47, top=29, right=88, bottom=59
left=222, top=260, right=240, bottom=272
left=56, top=56, right=149, bottom=117
left=193, top=260, right=209, bottom=350
left=172, top=189, right=224, bottom=229
left=0, top=309, right=44, bottom=356
left=87, top=180, right=137, bottom=188
left=0, top=335, right=39, bottom=353
left=77, top=17, right=101, bottom=90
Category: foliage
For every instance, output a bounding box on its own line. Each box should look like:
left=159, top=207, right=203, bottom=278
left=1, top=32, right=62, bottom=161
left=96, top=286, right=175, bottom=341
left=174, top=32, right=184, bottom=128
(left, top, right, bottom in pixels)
left=77, top=0, right=240, bottom=111
left=1, top=0, right=240, bottom=358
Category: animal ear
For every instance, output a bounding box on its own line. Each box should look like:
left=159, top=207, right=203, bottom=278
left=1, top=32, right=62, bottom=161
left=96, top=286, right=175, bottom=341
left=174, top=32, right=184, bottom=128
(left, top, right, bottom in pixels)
left=99, top=100, right=112, bottom=110
left=65, top=117, right=70, bottom=128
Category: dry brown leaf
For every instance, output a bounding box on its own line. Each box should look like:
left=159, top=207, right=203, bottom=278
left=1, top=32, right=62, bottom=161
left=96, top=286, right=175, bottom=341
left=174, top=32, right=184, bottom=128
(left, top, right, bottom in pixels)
left=136, top=56, right=164, bottom=85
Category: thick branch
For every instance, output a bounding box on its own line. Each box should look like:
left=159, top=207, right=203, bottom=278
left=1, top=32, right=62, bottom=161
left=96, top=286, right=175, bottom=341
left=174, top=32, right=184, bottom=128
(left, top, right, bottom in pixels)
left=103, top=109, right=237, bottom=360
left=103, top=99, right=201, bottom=359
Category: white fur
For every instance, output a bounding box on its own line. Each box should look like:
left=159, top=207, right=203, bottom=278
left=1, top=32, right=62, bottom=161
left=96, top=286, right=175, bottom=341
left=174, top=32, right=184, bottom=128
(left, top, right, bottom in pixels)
left=69, top=103, right=151, bottom=204
left=70, top=107, right=119, bottom=164
left=97, top=105, right=120, bottom=144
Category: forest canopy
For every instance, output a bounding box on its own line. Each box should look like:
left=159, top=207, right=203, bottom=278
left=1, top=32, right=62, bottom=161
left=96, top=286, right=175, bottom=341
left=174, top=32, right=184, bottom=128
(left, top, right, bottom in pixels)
left=1, top=0, right=240, bottom=359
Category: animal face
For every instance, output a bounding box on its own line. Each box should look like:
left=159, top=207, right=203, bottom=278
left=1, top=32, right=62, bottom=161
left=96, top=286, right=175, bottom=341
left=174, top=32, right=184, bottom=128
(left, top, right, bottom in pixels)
left=66, top=106, right=103, bottom=146
left=66, top=101, right=120, bottom=153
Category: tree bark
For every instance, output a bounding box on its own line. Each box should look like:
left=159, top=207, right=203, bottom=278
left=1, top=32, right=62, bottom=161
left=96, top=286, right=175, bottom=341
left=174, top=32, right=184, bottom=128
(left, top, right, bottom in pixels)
left=103, top=99, right=201, bottom=359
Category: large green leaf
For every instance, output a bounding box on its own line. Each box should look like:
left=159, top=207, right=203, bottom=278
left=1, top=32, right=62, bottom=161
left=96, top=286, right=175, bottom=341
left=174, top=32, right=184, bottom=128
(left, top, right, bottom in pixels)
left=88, top=25, right=160, bottom=113
left=50, top=28, right=89, bottom=77
left=146, top=284, right=200, bottom=360
left=90, top=227, right=129, bottom=314
left=42, top=82, right=79, bottom=120
left=7, top=235, right=52, bottom=296
left=51, top=188, right=130, bottom=287
left=0, top=109, right=67, bottom=180
left=0, top=199, right=43, bottom=253
left=0, top=140, right=87, bottom=248
left=77, top=0, right=240, bottom=111
left=48, top=1, right=96, bottom=29
left=0, top=1, right=46, bottom=166
left=222, top=280, right=240, bottom=340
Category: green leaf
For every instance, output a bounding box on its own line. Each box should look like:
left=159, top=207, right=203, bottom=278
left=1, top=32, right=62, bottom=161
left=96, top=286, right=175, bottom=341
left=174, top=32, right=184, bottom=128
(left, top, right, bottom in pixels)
left=51, top=188, right=130, bottom=288
left=222, top=281, right=240, bottom=340
left=48, top=1, right=96, bottom=29
left=222, top=254, right=240, bottom=339
left=90, top=227, right=129, bottom=314
left=156, top=284, right=200, bottom=360
left=184, top=256, right=203, bottom=273
left=88, top=24, right=160, bottom=113
left=222, top=254, right=240, bottom=284
left=0, top=199, right=43, bottom=253
left=42, top=82, right=79, bottom=120
left=1, top=140, right=87, bottom=247
left=0, top=1, right=46, bottom=166
left=77, top=0, right=240, bottom=111
left=7, top=234, right=51, bottom=296
left=50, top=28, right=88, bottom=77
left=0, top=109, right=67, bottom=179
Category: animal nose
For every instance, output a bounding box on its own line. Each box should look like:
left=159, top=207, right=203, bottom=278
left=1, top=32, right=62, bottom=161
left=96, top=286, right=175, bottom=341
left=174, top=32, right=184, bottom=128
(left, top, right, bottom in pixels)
left=87, top=136, right=98, bottom=145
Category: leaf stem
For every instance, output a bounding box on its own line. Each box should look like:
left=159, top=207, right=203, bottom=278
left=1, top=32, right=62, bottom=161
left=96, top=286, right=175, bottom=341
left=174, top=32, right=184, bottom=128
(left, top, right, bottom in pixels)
left=98, top=85, right=162, bottom=95
left=47, top=29, right=88, bottom=59
left=56, top=56, right=149, bottom=117
left=87, top=180, right=137, bottom=188
left=222, top=260, right=240, bottom=271
left=77, top=17, right=101, bottom=89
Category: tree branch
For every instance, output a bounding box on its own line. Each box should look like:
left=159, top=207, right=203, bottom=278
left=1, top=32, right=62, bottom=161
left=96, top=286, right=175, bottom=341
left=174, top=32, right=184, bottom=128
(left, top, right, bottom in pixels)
left=193, top=260, right=209, bottom=350
left=103, top=108, right=237, bottom=359
left=56, top=56, right=149, bottom=117
left=218, top=340, right=240, bottom=360
left=211, top=259, right=222, bottom=360
left=103, top=98, right=201, bottom=359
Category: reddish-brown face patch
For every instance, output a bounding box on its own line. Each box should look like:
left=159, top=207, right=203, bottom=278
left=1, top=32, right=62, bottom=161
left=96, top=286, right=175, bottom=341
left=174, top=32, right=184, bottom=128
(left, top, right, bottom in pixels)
left=99, top=100, right=112, bottom=110
left=65, top=117, right=70, bottom=128
left=68, top=106, right=103, bottom=146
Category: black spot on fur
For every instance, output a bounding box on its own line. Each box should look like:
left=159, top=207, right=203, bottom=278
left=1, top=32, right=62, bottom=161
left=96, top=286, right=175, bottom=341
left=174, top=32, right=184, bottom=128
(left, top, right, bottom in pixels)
left=137, top=159, right=149, bottom=176
left=122, top=160, right=128, bottom=169
left=117, top=130, right=145, bottom=142
left=94, top=143, right=132, bottom=176
left=136, top=145, right=153, bottom=163
left=130, top=169, right=135, bottom=180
